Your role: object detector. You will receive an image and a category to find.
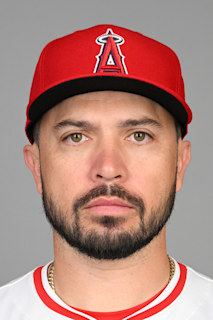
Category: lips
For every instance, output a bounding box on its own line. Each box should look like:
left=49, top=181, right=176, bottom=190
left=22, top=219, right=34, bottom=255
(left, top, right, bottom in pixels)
left=84, top=197, right=133, bottom=215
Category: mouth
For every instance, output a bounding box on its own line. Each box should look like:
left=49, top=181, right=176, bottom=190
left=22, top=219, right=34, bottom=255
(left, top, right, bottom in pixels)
left=84, top=197, right=134, bottom=215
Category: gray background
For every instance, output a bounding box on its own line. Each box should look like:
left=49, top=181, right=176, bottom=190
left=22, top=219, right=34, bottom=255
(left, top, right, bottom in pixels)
left=1, top=0, right=213, bottom=286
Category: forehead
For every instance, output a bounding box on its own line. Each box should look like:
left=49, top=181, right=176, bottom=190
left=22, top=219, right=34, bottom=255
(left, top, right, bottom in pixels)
left=41, top=91, right=175, bottom=125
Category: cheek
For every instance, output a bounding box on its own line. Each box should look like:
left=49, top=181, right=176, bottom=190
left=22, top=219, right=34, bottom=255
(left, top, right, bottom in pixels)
left=129, top=151, right=177, bottom=208
left=40, top=151, right=89, bottom=204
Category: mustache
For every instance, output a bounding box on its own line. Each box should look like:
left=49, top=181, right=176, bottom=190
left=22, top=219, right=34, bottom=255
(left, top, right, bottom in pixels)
left=73, top=184, right=145, bottom=214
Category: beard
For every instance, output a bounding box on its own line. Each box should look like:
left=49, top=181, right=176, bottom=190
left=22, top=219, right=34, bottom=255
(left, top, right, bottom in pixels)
left=42, top=181, right=176, bottom=260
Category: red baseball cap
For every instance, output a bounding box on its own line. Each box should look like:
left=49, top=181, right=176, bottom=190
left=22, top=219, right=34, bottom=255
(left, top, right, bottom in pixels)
left=26, top=24, right=192, bottom=143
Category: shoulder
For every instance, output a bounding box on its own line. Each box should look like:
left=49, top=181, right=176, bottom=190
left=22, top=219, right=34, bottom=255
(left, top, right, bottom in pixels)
left=0, top=268, right=40, bottom=319
left=0, top=268, right=35, bottom=295
left=179, top=265, right=213, bottom=317
left=186, top=265, right=213, bottom=292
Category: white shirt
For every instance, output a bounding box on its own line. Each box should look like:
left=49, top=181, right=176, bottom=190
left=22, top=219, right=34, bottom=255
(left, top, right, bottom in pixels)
left=0, top=260, right=213, bottom=319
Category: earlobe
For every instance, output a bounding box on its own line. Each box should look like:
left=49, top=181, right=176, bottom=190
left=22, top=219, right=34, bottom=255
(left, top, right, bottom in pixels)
left=176, top=140, right=191, bottom=192
left=23, top=144, right=42, bottom=194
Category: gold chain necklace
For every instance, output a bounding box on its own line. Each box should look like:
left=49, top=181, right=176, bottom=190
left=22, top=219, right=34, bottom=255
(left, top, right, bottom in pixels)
left=168, top=255, right=176, bottom=283
left=48, top=262, right=55, bottom=291
left=48, top=255, right=176, bottom=292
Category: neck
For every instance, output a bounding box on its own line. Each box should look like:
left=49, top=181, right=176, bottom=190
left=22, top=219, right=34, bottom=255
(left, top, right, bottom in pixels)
left=51, top=228, right=170, bottom=312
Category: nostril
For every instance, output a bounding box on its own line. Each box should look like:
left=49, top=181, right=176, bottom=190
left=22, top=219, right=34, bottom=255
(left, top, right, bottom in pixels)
left=96, top=174, right=122, bottom=180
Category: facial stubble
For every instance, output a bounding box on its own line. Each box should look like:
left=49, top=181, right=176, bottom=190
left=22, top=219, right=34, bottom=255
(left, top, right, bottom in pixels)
left=42, top=179, right=176, bottom=260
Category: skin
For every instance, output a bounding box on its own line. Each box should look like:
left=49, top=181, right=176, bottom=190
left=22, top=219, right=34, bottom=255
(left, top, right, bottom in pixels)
left=24, top=91, right=191, bottom=312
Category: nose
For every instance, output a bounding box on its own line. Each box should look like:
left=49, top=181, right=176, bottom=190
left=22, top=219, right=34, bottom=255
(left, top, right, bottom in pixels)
left=89, top=143, right=129, bottom=183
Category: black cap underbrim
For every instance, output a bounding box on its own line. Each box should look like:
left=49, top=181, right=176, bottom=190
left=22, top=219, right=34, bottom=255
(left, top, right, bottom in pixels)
left=27, top=76, right=188, bottom=143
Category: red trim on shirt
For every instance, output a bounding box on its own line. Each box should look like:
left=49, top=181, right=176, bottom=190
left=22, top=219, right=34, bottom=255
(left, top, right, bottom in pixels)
left=129, top=263, right=187, bottom=320
left=73, top=286, right=166, bottom=320
left=34, top=263, right=187, bottom=320
left=34, top=268, right=88, bottom=320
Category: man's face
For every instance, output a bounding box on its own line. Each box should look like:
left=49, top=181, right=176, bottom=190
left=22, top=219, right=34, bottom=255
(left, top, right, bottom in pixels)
left=25, top=91, right=190, bottom=260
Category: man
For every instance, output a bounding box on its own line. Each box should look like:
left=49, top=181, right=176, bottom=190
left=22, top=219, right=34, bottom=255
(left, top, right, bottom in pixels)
left=0, top=24, right=212, bottom=319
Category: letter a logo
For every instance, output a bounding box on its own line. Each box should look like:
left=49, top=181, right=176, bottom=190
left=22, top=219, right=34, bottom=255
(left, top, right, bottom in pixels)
left=94, top=28, right=128, bottom=74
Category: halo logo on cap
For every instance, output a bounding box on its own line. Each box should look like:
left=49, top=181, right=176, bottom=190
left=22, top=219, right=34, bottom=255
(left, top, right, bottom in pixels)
left=94, top=28, right=128, bottom=74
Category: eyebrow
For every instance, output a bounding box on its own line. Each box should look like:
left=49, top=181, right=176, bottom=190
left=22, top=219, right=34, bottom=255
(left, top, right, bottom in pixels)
left=53, top=117, right=162, bottom=131
left=54, top=120, right=97, bottom=131
left=118, top=117, right=162, bottom=128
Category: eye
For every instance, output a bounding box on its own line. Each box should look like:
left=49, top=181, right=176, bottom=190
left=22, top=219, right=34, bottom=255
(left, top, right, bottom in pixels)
left=133, top=132, right=146, bottom=141
left=127, top=131, right=151, bottom=144
left=64, top=133, right=88, bottom=144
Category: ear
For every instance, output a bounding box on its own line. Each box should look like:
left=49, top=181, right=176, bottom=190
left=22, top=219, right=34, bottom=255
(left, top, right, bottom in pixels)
left=23, top=144, right=42, bottom=194
left=176, top=140, right=191, bottom=192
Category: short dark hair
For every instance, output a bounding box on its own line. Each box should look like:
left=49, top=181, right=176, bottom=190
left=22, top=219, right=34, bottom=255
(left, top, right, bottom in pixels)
left=33, top=118, right=41, bottom=146
left=174, top=119, right=182, bottom=140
